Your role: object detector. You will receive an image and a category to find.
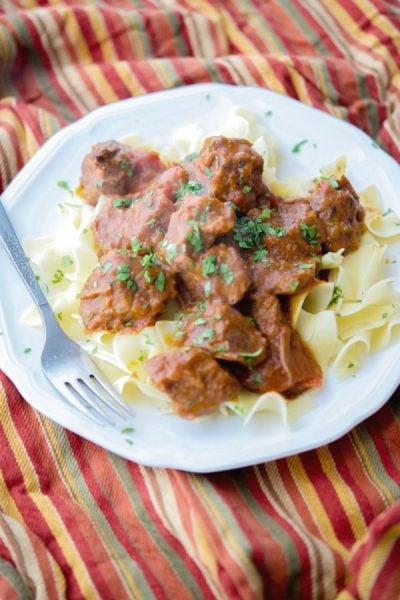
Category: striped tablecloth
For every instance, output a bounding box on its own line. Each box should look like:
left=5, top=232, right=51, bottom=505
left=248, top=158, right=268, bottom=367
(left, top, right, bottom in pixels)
left=1, top=1, right=400, bottom=598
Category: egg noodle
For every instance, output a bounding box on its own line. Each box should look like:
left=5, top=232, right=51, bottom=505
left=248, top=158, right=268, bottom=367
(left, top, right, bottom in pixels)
left=21, top=107, right=400, bottom=424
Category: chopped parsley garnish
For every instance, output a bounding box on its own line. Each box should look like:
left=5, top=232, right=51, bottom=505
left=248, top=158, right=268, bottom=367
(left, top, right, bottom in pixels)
left=155, top=271, right=166, bottom=292
left=96, top=179, right=104, bottom=189
left=117, top=264, right=131, bottom=281
left=61, top=255, right=73, bottom=267
left=202, top=255, right=218, bottom=276
left=113, top=197, right=133, bottom=208
left=194, top=318, right=207, bottom=326
left=260, top=207, right=272, bottom=219
left=204, top=167, right=213, bottom=179
left=220, top=263, right=234, bottom=284
left=252, top=373, right=263, bottom=385
left=319, top=175, right=340, bottom=189
left=290, top=280, right=299, bottom=292
left=174, top=179, right=205, bottom=201
left=328, top=285, right=343, bottom=307
left=233, top=214, right=285, bottom=249
left=23, top=347, right=32, bottom=354
left=253, top=248, right=269, bottom=263
left=297, top=262, right=314, bottom=269
left=383, top=208, right=394, bottom=217
left=194, top=327, right=215, bottom=345
left=185, top=152, right=199, bottom=162
left=57, top=180, right=73, bottom=195
left=165, top=242, right=178, bottom=263
left=52, top=269, right=64, bottom=284
left=300, top=222, right=320, bottom=245
left=242, top=185, right=252, bottom=193
left=292, top=139, right=308, bottom=153
left=131, top=236, right=142, bottom=254
left=121, top=427, right=134, bottom=435
left=101, top=261, right=113, bottom=273
left=118, top=159, right=134, bottom=177
left=204, top=280, right=212, bottom=297
left=186, top=220, right=203, bottom=253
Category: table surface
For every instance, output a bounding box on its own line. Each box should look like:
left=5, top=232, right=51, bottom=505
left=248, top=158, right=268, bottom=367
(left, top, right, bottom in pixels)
left=0, top=1, right=399, bottom=598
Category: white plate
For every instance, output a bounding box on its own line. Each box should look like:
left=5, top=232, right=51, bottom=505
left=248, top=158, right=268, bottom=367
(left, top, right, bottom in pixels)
left=1, top=83, right=400, bottom=473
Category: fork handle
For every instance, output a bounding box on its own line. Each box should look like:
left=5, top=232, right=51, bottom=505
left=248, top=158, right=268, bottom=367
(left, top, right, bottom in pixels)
left=0, top=199, right=61, bottom=331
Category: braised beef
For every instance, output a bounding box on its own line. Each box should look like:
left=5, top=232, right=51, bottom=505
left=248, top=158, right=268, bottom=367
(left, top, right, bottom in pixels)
left=80, top=249, right=175, bottom=332
left=185, top=136, right=271, bottom=212
left=92, top=189, right=175, bottom=254
left=179, top=243, right=250, bottom=305
left=145, top=348, right=240, bottom=418
left=176, top=301, right=267, bottom=365
left=309, top=175, right=365, bottom=253
left=80, top=141, right=165, bottom=206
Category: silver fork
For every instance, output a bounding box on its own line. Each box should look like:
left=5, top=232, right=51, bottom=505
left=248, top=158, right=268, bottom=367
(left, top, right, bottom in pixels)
left=0, top=199, right=133, bottom=426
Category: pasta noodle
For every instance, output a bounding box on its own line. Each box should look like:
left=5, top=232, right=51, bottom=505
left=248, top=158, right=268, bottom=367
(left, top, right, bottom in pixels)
left=21, top=107, right=400, bottom=423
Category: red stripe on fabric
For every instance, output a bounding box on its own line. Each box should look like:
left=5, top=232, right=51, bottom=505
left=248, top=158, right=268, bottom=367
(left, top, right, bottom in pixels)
left=299, top=451, right=358, bottom=548
left=100, top=6, right=140, bottom=62
left=365, top=405, right=400, bottom=485
left=338, top=0, right=400, bottom=69
left=99, top=62, right=133, bottom=100
left=23, top=14, right=81, bottom=119
left=66, top=440, right=168, bottom=599
left=204, top=471, right=290, bottom=599
left=370, top=536, right=400, bottom=597
left=127, top=466, right=217, bottom=599
left=291, top=0, right=346, bottom=57
left=0, top=375, right=84, bottom=599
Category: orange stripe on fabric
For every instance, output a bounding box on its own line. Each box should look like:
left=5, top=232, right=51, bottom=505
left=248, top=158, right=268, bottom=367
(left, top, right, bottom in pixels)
left=358, top=523, right=400, bottom=594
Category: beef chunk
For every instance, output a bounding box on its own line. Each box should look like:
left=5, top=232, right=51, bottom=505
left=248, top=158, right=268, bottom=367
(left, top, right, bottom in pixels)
left=186, top=136, right=270, bottom=212
left=158, top=195, right=236, bottom=270
left=242, top=199, right=319, bottom=295
left=80, top=249, right=175, bottom=332
left=177, top=301, right=267, bottom=365
left=238, top=292, right=322, bottom=396
left=145, top=348, right=240, bottom=418
left=179, top=243, right=250, bottom=305
left=309, top=175, right=365, bottom=253
left=80, top=141, right=164, bottom=205
left=92, top=189, right=175, bottom=254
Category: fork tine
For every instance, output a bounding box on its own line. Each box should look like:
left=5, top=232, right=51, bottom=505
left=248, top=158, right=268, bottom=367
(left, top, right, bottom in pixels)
left=45, top=376, right=114, bottom=427
left=81, top=353, right=135, bottom=418
left=77, top=377, right=131, bottom=420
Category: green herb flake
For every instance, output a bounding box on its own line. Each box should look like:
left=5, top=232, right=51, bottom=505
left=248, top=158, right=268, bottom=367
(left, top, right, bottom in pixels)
left=300, top=222, right=321, bottom=246
left=194, top=327, right=215, bottom=345
left=101, top=261, right=113, bottom=274
left=131, top=236, right=142, bottom=254
left=194, top=318, right=207, bottom=326
left=185, top=152, right=199, bottom=162
left=118, top=159, right=134, bottom=177
left=253, top=249, right=269, bottom=263
left=260, top=207, right=272, bottom=219
left=220, top=263, right=234, bottom=284
left=202, top=255, right=218, bottom=276
left=96, top=179, right=104, bottom=189
left=204, top=167, right=213, bottom=179
left=347, top=362, right=355, bottom=369
left=61, top=255, right=74, bottom=267
left=121, top=427, right=134, bottom=435
left=113, top=197, right=133, bottom=208
left=383, top=208, right=394, bottom=217
left=116, top=264, right=131, bottom=282
left=252, top=373, right=263, bottom=385
left=242, top=185, right=252, bottom=193
left=264, top=224, right=286, bottom=237
left=23, top=347, right=32, bottom=354
left=52, top=269, right=64, bottom=284
left=290, top=280, right=299, bottom=293
left=165, top=243, right=178, bottom=264
left=292, top=139, right=308, bottom=153
left=186, top=220, right=203, bottom=253
left=204, top=281, right=212, bottom=298
left=155, top=271, right=166, bottom=292
left=57, top=312, right=63, bottom=321
left=57, top=180, right=73, bottom=195
left=297, top=262, right=314, bottom=269
left=328, top=285, right=343, bottom=307
left=174, top=179, right=205, bottom=201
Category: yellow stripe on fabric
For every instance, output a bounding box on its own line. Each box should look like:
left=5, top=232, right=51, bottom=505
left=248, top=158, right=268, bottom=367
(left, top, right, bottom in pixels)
left=151, top=60, right=182, bottom=89
left=243, top=56, right=286, bottom=93
left=287, top=455, right=348, bottom=557
left=218, top=8, right=260, bottom=55
left=350, top=429, right=396, bottom=505
left=255, top=463, right=338, bottom=599
left=189, top=474, right=261, bottom=596
left=40, top=418, right=144, bottom=599
left=85, top=64, right=120, bottom=103
left=61, top=6, right=92, bottom=65
left=0, top=405, right=100, bottom=600
left=113, top=62, right=146, bottom=97
left=353, top=0, right=400, bottom=54
left=140, top=468, right=220, bottom=597
left=34, top=11, right=95, bottom=113
left=86, top=8, right=118, bottom=63
left=280, top=57, right=314, bottom=104
left=320, top=0, right=397, bottom=76
left=358, top=523, right=400, bottom=594
left=317, top=447, right=367, bottom=539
